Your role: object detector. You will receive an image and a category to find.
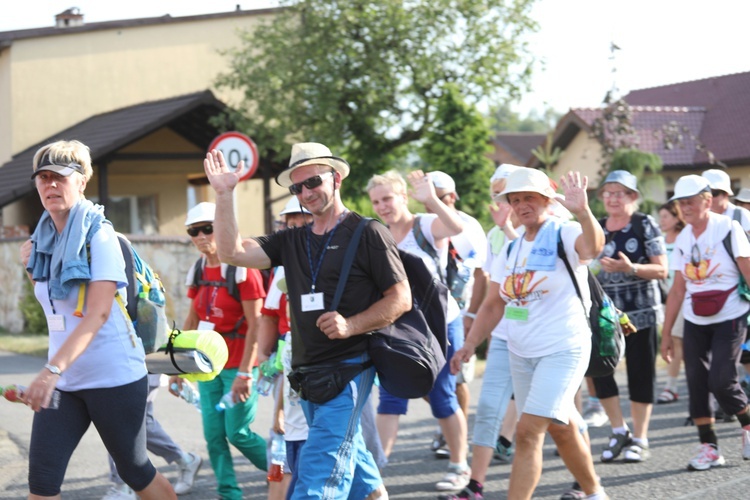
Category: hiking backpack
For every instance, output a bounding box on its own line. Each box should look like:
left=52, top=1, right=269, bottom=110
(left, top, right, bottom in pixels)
left=334, top=218, right=449, bottom=399
left=189, top=258, right=248, bottom=338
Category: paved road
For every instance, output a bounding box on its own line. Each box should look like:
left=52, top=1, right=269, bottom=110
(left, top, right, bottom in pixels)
left=1, top=350, right=749, bottom=499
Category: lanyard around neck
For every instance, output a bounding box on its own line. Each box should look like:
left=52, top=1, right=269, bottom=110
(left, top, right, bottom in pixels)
left=305, top=211, right=348, bottom=294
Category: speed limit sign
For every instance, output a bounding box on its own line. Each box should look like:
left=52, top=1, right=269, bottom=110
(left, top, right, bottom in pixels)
left=208, top=132, right=259, bottom=181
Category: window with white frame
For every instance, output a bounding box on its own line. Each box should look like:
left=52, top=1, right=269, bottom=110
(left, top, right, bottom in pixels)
left=90, top=195, right=158, bottom=235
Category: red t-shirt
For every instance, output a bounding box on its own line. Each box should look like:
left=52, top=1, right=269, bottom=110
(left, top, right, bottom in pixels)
left=187, top=266, right=266, bottom=369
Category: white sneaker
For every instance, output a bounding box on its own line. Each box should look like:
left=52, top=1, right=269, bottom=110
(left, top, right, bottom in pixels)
left=742, top=426, right=750, bottom=460
left=435, top=468, right=470, bottom=492
left=582, top=403, right=609, bottom=428
left=687, top=443, right=725, bottom=471
left=174, top=452, right=203, bottom=495
left=102, top=483, right=137, bottom=500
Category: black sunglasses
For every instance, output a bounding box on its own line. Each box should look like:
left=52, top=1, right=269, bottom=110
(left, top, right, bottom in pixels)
left=289, top=171, right=334, bottom=195
left=187, top=224, right=214, bottom=237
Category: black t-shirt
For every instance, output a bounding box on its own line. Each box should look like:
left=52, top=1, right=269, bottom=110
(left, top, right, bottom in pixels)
left=255, top=212, right=406, bottom=368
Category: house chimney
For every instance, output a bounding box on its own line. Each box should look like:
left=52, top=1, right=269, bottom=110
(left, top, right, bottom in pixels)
left=55, top=7, right=84, bottom=28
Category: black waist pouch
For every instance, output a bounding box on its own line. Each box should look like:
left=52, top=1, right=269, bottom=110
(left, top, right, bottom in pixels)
left=288, top=361, right=372, bottom=404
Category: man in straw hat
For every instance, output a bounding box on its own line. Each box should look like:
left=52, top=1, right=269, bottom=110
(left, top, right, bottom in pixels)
left=204, top=142, right=411, bottom=499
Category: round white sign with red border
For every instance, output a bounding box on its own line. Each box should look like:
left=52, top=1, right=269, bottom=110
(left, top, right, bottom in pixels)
left=208, top=132, right=259, bottom=181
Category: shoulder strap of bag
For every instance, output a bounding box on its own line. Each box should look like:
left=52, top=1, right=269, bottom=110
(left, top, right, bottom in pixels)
left=330, top=217, right=370, bottom=312
left=412, top=215, right=444, bottom=283
left=556, top=227, right=584, bottom=304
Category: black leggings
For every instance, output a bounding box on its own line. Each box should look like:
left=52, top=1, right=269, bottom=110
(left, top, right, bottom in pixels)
left=592, top=325, right=657, bottom=404
left=28, top=376, right=156, bottom=496
left=683, top=313, right=749, bottom=419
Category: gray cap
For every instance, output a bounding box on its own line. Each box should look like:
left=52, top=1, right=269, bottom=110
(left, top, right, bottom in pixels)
left=600, top=170, right=639, bottom=194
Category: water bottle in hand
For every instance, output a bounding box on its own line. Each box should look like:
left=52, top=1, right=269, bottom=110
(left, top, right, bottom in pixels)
left=215, top=391, right=236, bottom=412
left=170, top=381, right=201, bottom=413
left=267, top=433, right=286, bottom=482
left=2, top=384, right=60, bottom=410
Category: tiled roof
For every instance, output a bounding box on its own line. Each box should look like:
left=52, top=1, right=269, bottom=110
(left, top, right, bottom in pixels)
left=573, top=106, right=706, bottom=167
left=623, top=71, right=750, bottom=165
left=0, top=7, right=280, bottom=46
left=0, top=91, right=226, bottom=207
left=492, top=133, right=546, bottom=165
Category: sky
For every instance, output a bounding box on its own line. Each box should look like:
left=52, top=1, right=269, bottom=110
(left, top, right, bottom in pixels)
left=2, top=0, right=749, bottom=116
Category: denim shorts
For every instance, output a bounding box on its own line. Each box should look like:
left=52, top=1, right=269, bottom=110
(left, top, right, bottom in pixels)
left=472, top=338, right=514, bottom=448
left=510, top=343, right=590, bottom=425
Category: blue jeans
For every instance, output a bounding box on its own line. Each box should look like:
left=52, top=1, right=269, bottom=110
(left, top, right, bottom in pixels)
left=472, top=338, right=514, bottom=448
left=295, top=354, right=382, bottom=500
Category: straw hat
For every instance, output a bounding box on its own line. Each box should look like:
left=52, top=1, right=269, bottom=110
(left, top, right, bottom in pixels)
left=275, top=142, right=350, bottom=188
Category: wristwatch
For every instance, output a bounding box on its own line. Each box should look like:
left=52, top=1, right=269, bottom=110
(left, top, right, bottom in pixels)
left=44, top=363, right=62, bottom=375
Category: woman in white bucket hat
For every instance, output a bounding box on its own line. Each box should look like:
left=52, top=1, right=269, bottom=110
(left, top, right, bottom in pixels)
left=661, top=175, right=750, bottom=470
left=452, top=167, right=608, bottom=499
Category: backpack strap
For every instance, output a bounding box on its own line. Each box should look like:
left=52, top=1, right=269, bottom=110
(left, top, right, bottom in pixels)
left=192, top=257, right=246, bottom=337
left=556, top=228, right=584, bottom=304
left=331, top=217, right=370, bottom=312
left=412, top=215, right=445, bottom=284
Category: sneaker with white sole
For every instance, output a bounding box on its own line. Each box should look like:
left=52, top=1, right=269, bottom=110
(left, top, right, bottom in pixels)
left=494, top=440, right=514, bottom=464
left=742, top=426, right=750, bottom=460
left=582, top=403, right=609, bottom=428
left=101, top=483, right=137, bottom=500
left=435, top=469, right=470, bottom=492
left=174, top=452, right=202, bottom=495
left=687, top=443, right=725, bottom=471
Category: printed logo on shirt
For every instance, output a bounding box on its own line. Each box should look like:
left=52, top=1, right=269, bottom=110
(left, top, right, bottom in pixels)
left=500, top=265, right=549, bottom=305
left=684, top=244, right=722, bottom=284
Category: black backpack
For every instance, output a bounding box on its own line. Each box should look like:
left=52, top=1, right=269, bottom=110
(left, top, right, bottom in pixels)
left=190, top=258, right=246, bottom=337
left=507, top=229, right=625, bottom=378
left=332, top=218, right=448, bottom=399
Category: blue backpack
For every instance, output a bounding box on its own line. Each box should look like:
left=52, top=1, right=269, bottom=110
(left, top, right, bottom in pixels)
left=80, top=233, right=169, bottom=354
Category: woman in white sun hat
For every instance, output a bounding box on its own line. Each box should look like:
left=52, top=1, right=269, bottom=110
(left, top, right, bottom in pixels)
left=661, top=174, right=750, bottom=471
left=454, top=167, right=607, bottom=499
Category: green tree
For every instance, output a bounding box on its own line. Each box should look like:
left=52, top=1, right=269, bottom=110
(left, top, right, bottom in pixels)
left=216, top=0, right=538, bottom=198
left=420, top=84, right=495, bottom=224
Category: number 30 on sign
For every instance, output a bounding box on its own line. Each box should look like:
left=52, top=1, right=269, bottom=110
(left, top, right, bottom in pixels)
left=208, top=132, right=259, bottom=181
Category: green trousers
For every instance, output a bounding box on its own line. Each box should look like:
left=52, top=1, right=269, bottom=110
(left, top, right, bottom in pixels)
left=199, top=367, right=267, bottom=500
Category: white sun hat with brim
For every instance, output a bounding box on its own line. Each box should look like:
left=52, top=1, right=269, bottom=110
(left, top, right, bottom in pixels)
left=702, top=169, right=733, bottom=195
left=499, top=167, right=561, bottom=200
left=669, top=175, right=711, bottom=202
left=734, top=187, right=750, bottom=203
left=279, top=197, right=311, bottom=216
left=275, top=142, right=350, bottom=188
left=490, top=163, right=522, bottom=183
left=185, top=202, right=216, bottom=226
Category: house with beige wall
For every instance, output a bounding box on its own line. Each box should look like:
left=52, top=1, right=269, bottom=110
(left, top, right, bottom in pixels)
left=530, top=71, right=750, bottom=199
left=0, top=6, right=294, bottom=238
left=0, top=7, right=300, bottom=332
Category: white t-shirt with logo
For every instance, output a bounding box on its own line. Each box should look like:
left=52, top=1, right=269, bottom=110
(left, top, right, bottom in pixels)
left=492, top=223, right=591, bottom=358
left=397, top=213, right=460, bottom=323
left=671, top=212, right=750, bottom=325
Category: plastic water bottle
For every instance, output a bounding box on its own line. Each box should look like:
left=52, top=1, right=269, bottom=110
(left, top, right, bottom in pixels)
left=267, top=433, right=286, bottom=482
left=170, top=382, right=201, bottom=413
left=215, top=391, right=236, bottom=412
left=598, top=297, right=618, bottom=356
left=2, top=384, right=60, bottom=410
left=256, top=352, right=281, bottom=396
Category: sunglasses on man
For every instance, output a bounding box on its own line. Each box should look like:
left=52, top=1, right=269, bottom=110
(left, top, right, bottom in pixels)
left=289, top=171, right=334, bottom=195
left=187, top=224, right=214, bottom=237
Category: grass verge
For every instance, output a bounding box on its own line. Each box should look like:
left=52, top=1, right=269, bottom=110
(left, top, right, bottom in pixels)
left=0, top=334, right=48, bottom=358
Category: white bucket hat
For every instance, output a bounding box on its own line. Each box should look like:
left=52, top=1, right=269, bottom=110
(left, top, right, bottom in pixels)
left=279, top=197, right=311, bottom=216
left=429, top=171, right=460, bottom=199
left=702, top=169, right=733, bottom=195
left=499, top=167, right=559, bottom=200
left=275, top=142, right=350, bottom=188
left=735, top=187, right=750, bottom=203
left=490, top=164, right=521, bottom=183
left=669, top=175, right=711, bottom=201
left=185, top=202, right=216, bottom=226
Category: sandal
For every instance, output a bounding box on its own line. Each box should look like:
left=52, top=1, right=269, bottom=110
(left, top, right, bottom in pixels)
left=657, top=388, right=678, bottom=404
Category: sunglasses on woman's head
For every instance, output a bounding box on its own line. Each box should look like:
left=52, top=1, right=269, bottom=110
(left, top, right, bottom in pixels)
left=187, top=224, right=214, bottom=237
left=289, top=171, right=334, bottom=195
